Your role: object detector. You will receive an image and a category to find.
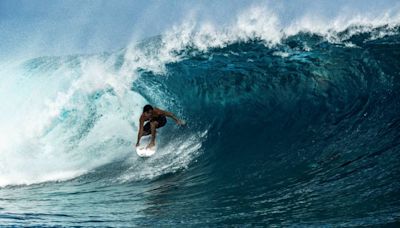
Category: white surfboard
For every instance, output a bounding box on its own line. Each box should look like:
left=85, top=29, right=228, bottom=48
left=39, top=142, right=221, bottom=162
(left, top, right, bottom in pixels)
left=136, top=135, right=157, bottom=157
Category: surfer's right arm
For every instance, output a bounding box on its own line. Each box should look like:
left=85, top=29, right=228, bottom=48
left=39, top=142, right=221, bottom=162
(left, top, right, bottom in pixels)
left=136, top=116, right=144, bottom=147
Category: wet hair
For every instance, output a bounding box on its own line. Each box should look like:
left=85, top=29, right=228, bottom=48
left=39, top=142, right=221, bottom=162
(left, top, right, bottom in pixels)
left=143, top=104, right=153, bottom=113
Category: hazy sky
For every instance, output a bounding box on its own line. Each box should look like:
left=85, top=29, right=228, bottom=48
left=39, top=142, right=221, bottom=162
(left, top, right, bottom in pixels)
left=1, top=0, right=399, bottom=59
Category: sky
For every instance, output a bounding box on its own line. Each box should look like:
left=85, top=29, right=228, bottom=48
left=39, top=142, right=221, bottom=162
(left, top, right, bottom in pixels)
left=0, top=0, right=399, bottom=59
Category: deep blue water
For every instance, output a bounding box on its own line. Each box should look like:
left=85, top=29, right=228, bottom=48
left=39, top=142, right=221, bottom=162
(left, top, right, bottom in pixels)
left=0, top=26, right=400, bottom=226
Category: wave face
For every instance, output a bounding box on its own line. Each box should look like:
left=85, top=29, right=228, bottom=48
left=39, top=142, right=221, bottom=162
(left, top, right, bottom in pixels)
left=1, top=24, right=400, bottom=225
left=132, top=27, right=400, bottom=225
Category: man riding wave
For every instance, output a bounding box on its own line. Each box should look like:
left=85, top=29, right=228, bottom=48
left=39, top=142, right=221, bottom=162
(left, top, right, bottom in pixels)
left=136, top=104, right=185, bottom=149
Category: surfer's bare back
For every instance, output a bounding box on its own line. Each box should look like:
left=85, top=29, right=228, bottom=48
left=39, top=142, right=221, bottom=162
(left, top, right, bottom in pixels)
left=136, top=104, right=185, bottom=149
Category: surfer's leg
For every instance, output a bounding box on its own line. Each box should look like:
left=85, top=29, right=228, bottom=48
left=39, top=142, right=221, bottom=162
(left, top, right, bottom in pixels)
left=149, top=121, right=158, bottom=146
left=143, top=122, right=151, bottom=136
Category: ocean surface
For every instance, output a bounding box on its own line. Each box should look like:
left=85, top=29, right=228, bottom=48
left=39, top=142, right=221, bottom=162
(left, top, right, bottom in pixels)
left=1, top=11, right=400, bottom=226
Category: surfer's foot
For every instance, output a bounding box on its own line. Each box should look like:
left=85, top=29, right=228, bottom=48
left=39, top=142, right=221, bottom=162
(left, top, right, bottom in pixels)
left=147, top=142, right=155, bottom=149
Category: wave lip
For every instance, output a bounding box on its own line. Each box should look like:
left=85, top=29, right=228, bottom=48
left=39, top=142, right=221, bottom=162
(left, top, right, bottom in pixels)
left=158, top=5, right=400, bottom=57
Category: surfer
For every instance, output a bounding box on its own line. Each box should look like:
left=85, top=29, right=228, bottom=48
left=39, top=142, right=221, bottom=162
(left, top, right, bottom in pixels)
left=136, top=104, right=185, bottom=149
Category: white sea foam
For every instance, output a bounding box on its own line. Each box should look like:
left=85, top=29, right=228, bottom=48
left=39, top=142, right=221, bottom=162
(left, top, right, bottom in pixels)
left=0, top=54, right=147, bottom=186
left=117, top=130, right=207, bottom=183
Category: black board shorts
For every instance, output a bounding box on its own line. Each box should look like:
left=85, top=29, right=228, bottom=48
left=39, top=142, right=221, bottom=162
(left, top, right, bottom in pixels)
left=143, top=115, right=167, bottom=134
